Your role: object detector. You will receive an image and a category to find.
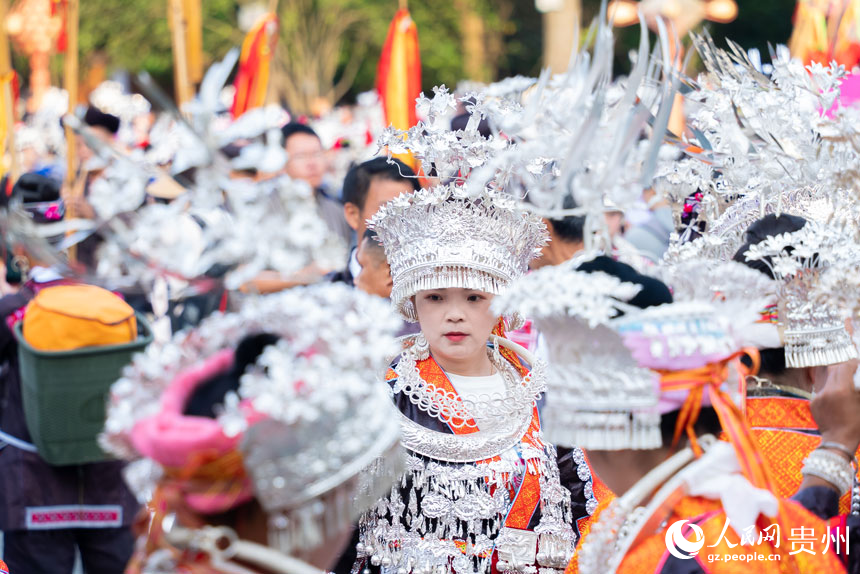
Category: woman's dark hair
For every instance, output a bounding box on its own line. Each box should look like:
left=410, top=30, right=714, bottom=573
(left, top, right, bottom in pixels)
left=732, top=213, right=808, bottom=376
left=540, top=195, right=586, bottom=244
left=184, top=333, right=279, bottom=418
left=732, top=213, right=807, bottom=279
left=660, top=406, right=722, bottom=448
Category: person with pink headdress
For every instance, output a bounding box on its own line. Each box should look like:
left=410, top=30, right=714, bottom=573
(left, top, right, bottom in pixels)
left=99, top=284, right=405, bottom=574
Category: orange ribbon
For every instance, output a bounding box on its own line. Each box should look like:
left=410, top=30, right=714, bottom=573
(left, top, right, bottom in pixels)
left=657, top=349, right=772, bottom=491
left=492, top=317, right=529, bottom=378
left=656, top=349, right=804, bottom=573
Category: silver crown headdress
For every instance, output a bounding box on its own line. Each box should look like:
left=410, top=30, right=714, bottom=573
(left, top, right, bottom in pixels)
left=742, top=220, right=858, bottom=368
left=657, top=258, right=782, bottom=351
left=656, top=32, right=850, bottom=210
left=103, top=283, right=404, bottom=555
left=493, top=262, right=661, bottom=450
left=470, top=9, right=677, bottom=254
left=370, top=184, right=547, bottom=322
left=663, top=186, right=853, bottom=264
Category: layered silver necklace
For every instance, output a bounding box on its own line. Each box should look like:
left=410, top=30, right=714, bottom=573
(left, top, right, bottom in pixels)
left=390, top=335, right=545, bottom=431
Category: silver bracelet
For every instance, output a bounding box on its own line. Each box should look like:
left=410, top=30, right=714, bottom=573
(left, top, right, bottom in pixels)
left=803, top=448, right=856, bottom=495
left=819, top=441, right=859, bottom=467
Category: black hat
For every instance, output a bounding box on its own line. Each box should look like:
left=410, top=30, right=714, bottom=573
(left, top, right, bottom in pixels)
left=84, top=106, right=120, bottom=135
left=11, top=173, right=65, bottom=223
left=576, top=255, right=672, bottom=309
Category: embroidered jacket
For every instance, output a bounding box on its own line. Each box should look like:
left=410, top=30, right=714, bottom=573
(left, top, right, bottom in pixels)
left=357, top=343, right=604, bottom=574
left=567, top=494, right=845, bottom=574
left=746, top=394, right=859, bottom=514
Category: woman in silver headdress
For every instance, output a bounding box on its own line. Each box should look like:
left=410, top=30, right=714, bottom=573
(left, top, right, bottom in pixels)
left=356, top=185, right=603, bottom=574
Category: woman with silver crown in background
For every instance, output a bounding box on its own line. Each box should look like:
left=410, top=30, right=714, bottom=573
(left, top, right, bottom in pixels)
left=351, top=87, right=605, bottom=573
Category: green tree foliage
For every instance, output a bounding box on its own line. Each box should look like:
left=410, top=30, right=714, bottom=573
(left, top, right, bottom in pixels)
left=77, top=0, right=241, bottom=86
left=10, top=0, right=797, bottom=109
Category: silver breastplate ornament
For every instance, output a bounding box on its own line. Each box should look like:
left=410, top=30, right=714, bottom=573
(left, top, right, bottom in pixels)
left=357, top=352, right=579, bottom=574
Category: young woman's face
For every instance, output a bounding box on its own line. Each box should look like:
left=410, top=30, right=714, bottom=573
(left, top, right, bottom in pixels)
left=414, top=288, right=497, bottom=370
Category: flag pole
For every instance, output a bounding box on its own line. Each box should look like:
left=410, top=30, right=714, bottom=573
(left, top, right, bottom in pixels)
left=169, top=0, right=193, bottom=107
left=64, top=0, right=80, bottom=262
left=0, top=0, right=18, bottom=186
left=64, top=0, right=79, bottom=188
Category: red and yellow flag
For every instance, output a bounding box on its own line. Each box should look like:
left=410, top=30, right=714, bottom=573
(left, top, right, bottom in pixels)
left=376, top=8, right=421, bottom=168
left=790, top=0, right=860, bottom=68
left=231, top=13, right=279, bottom=119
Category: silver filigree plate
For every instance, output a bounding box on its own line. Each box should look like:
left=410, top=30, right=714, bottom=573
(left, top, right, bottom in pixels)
left=397, top=408, right=535, bottom=463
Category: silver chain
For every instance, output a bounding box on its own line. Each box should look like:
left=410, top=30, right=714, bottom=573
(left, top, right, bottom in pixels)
left=391, top=345, right=545, bottom=429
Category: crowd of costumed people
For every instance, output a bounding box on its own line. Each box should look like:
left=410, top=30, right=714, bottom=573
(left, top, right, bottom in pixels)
left=4, top=2, right=860, bottom=574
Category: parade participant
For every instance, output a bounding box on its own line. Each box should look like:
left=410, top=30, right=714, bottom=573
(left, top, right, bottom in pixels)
left=0, top=174, right=140, bottom=573
left=100, top=284, right=404, bottom=574
left=356, top=185, right=598, bottom=574
left=529, top=199, right=585, bottom=270
left=281, top=122, right=353, bottom=246
left=727, top=213, right=860, bottom=513
left=495, top=259, right=845, bottom=573
left=353, top=230, right=393, bottom=299
left=792, top=359, right=860, bottom=572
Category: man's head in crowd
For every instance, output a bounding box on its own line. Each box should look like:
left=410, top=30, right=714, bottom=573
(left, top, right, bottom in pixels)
left=355, top=230, right=393, bottom=298
left=281, top=122, right=326, bottom=190
left=342, top=157, right=420, bottom=239
left=78, top=106, right=120, bottom=165
left=531, top=196, right=586, bottom=269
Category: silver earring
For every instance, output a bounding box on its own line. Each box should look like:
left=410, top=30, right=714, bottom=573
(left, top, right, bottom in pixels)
left=506, top=312, right=525, bottom=332
left=411, top=332, right=430, bottom=360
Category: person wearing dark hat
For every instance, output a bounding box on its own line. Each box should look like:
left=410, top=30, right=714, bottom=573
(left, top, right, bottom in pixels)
left=0, top=173, right=139, bottom=573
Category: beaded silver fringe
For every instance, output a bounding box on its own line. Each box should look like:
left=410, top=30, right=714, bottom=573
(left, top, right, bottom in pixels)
left=544, top=410, right=662, bottom=451
left=357, top=449, right=575, bottom=574
left=784, top=327, right=858, bottom=369
left=266, top=443, right=404, bottom=556
left=395, top=265, right=509, bottom=322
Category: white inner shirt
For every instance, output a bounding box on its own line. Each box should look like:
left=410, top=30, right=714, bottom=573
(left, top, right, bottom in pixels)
left=445, top=371, right=507, bottom=431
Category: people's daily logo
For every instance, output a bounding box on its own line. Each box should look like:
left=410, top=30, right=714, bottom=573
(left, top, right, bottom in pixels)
left=665, top=520, right=706, bottom=559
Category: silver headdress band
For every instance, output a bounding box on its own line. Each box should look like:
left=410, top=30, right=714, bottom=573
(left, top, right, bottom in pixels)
left=103, top=284, right=404, bottom=556
left=370, top=184, right=548, bottom=322
left=493, top=264, right=661, bottom=451
left=742, top=221, right=858, bottom=368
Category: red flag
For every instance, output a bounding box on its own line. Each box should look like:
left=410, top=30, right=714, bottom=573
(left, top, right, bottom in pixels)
left=376, top=8, right=421, bottom=167
left=231, top=13, right=279, bottom=118
left=53, top=0, right=68, bottom=53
